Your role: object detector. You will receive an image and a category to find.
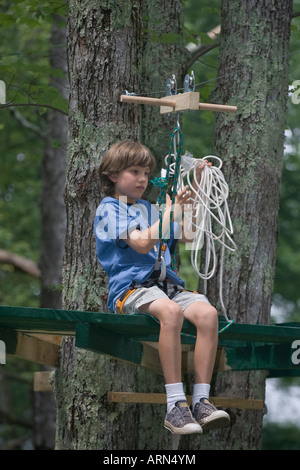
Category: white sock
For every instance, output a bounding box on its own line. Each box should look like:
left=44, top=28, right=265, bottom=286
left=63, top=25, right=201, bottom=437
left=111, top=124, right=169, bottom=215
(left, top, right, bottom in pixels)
left=165, top=382, right=186, bottom=413
left=192, top=383, right=210, bottom=410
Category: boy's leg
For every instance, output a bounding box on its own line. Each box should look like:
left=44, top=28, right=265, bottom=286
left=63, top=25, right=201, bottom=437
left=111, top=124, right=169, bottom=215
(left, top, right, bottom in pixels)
left=139, top=297, right=183, bottom=384
left=139, top=298, right=202, bottom=434
left=183, top=301, right=230, bottom=430
left=183, top=301, right=218, bottom=384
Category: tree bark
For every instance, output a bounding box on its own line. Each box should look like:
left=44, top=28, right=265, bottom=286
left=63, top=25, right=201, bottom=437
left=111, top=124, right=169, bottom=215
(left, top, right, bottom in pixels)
left=53, top=0, right=186, bottom=450
left=185, top=0, right=293, bottom=450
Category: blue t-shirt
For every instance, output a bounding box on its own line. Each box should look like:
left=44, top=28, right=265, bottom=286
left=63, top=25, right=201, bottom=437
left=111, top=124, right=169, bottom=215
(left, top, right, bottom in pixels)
left=94, top=196, right=185, bottom=312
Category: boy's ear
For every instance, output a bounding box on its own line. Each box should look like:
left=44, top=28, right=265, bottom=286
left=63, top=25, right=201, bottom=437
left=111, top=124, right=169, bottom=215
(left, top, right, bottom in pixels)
left=107, top=172, right=118, bottom=183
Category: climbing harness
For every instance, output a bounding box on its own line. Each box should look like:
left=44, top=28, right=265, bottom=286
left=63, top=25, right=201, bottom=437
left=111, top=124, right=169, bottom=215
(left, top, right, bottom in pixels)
left=116, top=278, right=184, bottom=314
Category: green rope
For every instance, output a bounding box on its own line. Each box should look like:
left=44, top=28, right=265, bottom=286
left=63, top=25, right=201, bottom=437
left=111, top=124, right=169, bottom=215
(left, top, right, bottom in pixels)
left=151, top=126, right=183, bottom=269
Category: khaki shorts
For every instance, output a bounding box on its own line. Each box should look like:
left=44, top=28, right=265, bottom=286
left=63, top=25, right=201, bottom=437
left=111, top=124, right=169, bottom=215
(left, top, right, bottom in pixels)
left=115, top=282, right=211, bottom=315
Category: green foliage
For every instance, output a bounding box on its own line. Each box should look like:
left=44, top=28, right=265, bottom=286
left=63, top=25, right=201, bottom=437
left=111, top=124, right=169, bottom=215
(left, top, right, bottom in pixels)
left=0, top=111, right=42, bottom=307
left=273, top=39, right=300, bottom=318
left=0, top=1, right=68, bottom=115
left=178, top=244, right=198, bottom=291
left=182, top=0, right=220, bottom=155
left=0, top=0, right=68, bottom=450
left=275, top=137, right=300, bottom=306
left=0, top=1, right=69, bottom=309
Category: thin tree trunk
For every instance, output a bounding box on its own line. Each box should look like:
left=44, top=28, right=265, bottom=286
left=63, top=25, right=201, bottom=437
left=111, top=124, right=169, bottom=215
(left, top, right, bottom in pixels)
left=34, top=14, right=68, bottom=450
left=40, top=16, right=68, bottom=309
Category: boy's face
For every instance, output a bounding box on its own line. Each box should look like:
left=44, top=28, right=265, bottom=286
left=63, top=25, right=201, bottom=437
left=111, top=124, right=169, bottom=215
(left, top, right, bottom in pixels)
left=109, top=165, right=150, bottom=203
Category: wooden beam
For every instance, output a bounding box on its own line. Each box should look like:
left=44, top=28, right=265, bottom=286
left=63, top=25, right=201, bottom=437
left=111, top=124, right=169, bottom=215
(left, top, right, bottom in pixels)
left=120, top=94, right=176, bottom=109
left=120, top=92, right=237, bottom=115
left=160, top=92, right=200, bottom=114
left=28, top=334, right=62, bottom=346
left=107, top=392, right=264, bottom=410
left=34, top=371, right=53, bottom=392
left=14, top=333, right=60, bottom=367
left=198, top=102, right=237, bottom=113
left=0, top=325, right=60, bottom=367
left=141, top=342, right=194, bottom=376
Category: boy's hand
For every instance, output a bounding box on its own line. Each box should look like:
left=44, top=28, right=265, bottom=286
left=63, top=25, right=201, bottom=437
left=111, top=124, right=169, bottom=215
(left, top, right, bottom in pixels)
left=166, top=160, right=212, bottom=221
left=166, top=186, right=192, bottom=220
left=194, top=160, right=212, bottom=185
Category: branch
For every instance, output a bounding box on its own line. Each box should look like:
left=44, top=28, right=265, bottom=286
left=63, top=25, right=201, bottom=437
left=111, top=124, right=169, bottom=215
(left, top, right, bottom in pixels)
left=185, top=42, right=220, bottom=72
left=292, top=12, right=300, bottom=18
left=0, top=249, right=41, bottom=278
left=0, top=102, right=68, bottom=116
left=10, top=108, right=47, bottom=138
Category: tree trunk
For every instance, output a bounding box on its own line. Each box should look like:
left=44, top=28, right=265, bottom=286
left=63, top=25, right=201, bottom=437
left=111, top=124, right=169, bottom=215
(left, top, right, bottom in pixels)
left=184, top=0, right=293, bottom=450
left=53, top=0, right=187, bottom=450
left=39, top=16, right=68, bottom=310
left=34, top=14, right=68, bottom=450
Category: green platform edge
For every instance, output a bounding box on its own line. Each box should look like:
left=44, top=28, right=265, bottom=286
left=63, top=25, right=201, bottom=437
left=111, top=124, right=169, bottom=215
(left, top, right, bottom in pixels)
left=0, top=305, right=300, bottom=376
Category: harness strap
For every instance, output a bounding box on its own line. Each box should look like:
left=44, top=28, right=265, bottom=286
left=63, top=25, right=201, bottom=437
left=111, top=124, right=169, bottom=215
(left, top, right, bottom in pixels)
left=183, top=288, right=198, bottom=294
left=116, top=277, right=183, bottom=313
left=116, top=288, right=137, bottom=314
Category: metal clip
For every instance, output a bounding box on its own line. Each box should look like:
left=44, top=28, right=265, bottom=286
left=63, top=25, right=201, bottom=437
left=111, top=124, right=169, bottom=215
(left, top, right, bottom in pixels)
left=122, top=90, right=137, bottom=96
left=166, top=74, right=177, bottom=96
left=184, top=71, right=195, bottom=92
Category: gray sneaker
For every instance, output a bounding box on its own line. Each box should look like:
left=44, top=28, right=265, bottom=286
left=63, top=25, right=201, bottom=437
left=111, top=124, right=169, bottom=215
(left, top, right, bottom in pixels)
left=193, top=398, right=230, bottom=431
left=164, top=400, right=203, bottom=435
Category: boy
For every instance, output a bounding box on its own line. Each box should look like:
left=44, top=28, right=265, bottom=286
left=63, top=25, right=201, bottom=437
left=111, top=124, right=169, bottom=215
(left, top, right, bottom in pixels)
left=95, top=140, right=230, bottom=435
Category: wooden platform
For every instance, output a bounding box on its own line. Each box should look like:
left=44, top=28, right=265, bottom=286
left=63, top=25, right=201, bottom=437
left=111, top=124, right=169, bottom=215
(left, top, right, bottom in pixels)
left=0, top=305, right=300, bottom=377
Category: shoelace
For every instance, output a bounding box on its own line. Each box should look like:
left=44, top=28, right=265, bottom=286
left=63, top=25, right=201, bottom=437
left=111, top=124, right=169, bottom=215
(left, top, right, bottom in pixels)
left=177, top=402, right=194, bottom=422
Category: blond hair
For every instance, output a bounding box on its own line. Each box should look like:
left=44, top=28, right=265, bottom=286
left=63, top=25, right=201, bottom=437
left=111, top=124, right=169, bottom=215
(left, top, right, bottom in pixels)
left=99, top=141, right=156, bottom=197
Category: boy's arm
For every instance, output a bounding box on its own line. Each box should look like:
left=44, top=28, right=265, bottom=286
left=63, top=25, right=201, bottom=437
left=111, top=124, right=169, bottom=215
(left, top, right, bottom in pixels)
left=125, top=187, right=192, bottom=254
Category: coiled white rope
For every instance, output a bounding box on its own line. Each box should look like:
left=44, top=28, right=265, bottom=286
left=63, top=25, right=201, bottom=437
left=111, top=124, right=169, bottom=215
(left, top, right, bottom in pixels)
left=166, top=151, right=237, bottom=323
